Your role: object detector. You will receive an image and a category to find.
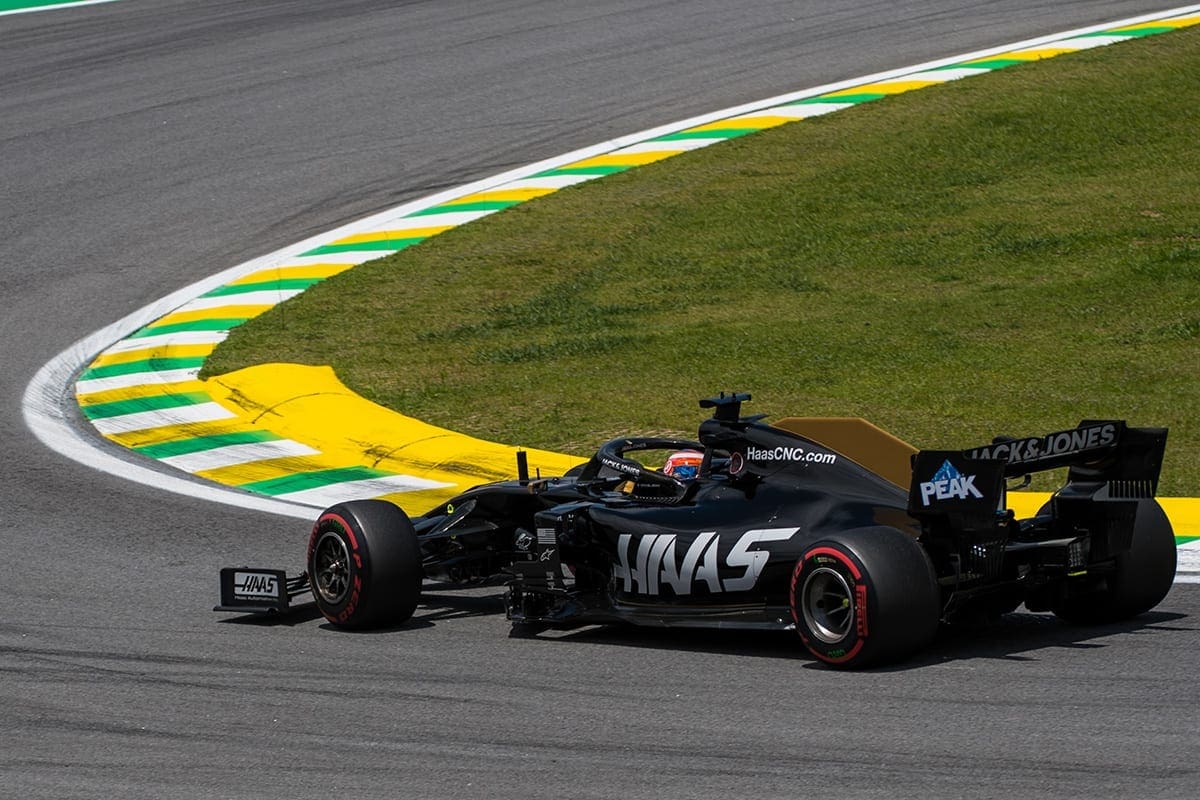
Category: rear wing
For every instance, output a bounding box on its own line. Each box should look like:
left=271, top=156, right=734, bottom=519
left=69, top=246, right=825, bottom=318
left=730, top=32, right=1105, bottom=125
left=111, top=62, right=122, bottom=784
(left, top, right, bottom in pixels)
left=908, top=420, right=1168, bottom=519
left=961, top=420, right=1167, bottom=492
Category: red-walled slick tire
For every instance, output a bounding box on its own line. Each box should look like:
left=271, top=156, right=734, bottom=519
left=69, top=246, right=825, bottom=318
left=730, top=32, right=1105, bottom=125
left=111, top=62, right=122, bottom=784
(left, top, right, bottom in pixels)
left=791, top=526, right=940, bottom=669
left=307, top=500, right=422, bottom=629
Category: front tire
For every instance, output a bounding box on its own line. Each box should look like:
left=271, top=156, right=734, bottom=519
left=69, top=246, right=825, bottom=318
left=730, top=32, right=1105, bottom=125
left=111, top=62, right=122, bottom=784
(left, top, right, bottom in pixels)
left=791, top=527, right=940, bottom=669
left=307, top=500, right=423, bottom=629
left=1053, top=499, right=1176, bottom=624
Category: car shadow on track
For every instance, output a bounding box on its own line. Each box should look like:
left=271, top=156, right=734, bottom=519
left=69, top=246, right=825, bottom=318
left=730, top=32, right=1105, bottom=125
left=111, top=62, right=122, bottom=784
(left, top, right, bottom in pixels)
left=216, top=601, right=325, bottom=626
left=312, top=590, right=510, bottom=634
left=906, top=608, right=1191, bottom=670
left=216, top=586, right=1191, bottom=668
left=216, top=585, right=508, bottom=631
left=411, top=590, right=507, bottom=623
left=522, top=608, right=1191, bottom=671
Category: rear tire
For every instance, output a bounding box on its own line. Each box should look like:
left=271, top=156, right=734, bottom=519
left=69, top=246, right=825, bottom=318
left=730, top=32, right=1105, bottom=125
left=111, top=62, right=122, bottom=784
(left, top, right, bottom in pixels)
left=1053, top=499, right=1176, bottom=624
left=307, top=500, right=423, bottom=629
left=790, top=527, right=940, bottom=669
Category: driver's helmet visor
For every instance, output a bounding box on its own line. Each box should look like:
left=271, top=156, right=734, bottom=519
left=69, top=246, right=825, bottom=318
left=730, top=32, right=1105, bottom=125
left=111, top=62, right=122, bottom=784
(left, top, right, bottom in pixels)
left=663, top=450, right=704, bottom=480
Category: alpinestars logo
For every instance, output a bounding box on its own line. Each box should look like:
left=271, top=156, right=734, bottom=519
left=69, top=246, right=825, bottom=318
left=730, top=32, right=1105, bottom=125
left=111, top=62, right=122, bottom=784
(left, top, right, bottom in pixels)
left=918, top=460, right=982, bottom=507
left=614, top=527, right=799, bottom=595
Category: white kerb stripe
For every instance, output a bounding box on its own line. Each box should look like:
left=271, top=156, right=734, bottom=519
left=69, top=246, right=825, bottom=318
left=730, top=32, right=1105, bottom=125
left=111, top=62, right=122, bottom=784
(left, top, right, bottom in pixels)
left=283, top=251, right=397, bottom=266
left=1054, top=35, right=1137, bottom=49
left=175, top=289, right=305, bottom=313
left=89, top=402, right=237, bottom=435
left=271, top=474, right=456, bottom=507
left=350, top=210, right=500, bottom=232
left=647, top=137, right=732, bottom=151
left=161, top=440, right=320, bottom=472
left=750, top=106, right=821, bottom=120
left=779, top=102, right=857, bottom=118
left=391, top=208, right=500, bottom=224
left=1006, top=45, right=1092, bottom=57
left=1176, top=543, right=1200, bottom=581
left=900, top=68, right=993, bottom=82
left=489, top=174, right=602, bottom=192
left=103, top=330, right=230, bottom=354
left=606, top=142, right=691, bottom=156
left=76, top=368, right=201, bottom=396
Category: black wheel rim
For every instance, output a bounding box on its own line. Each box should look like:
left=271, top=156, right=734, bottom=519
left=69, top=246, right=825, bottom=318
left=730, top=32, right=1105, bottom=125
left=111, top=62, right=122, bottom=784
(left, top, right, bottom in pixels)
left=313, top=531, right=351, bottom=604
left=802, top=567, right=854, bottom=644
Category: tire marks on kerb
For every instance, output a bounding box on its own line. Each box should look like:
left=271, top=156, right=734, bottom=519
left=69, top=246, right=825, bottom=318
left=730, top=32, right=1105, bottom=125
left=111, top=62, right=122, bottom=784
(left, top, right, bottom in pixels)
left=22, top=5, right=1200, bottom=560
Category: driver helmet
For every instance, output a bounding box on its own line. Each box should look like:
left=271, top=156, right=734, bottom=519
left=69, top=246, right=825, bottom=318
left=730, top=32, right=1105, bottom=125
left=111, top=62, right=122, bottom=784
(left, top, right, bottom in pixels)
left=663, top=450, right=704, bottom=481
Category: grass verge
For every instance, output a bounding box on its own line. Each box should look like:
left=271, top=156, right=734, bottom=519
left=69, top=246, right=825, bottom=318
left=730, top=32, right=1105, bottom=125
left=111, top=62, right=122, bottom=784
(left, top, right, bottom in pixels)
left=203, top=26, right=1199, bottom=495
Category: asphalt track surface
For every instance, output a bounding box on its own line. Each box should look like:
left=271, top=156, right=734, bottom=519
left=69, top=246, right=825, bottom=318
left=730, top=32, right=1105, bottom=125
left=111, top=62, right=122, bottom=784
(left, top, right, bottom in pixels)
left=2, top=2, right=1197, bottom=797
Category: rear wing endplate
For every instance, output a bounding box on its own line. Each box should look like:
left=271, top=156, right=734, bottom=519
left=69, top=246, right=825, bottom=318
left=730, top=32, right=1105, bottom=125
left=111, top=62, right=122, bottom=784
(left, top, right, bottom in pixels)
left=908, top=451, right=1007, bottom=522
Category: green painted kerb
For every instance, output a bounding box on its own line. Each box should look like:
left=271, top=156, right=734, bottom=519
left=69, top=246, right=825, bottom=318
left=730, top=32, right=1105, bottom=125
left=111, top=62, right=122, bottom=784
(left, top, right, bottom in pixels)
left=0, top=0, right=107, bottom=11
left=536, top=166, right=630, bottom=177
left=239, top=466, right=395, bottom=496
left=202, top=278, right=324, bottom=297
left=80, top=392, right=214, bottom=420
left=79, top=357, right=206, bottom=381
left=303, top=238, right=423, bottom=256
left=413, top=200, right=523, bottom=215
left=130, top=318, right=250, bottom=337
left=135, top=430, right=282, bottom=459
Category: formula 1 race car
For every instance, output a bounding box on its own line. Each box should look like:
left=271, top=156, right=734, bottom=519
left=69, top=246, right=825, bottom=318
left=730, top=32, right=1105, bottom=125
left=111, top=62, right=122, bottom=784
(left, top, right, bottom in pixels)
left=217, top=393, right=1176, bottom=668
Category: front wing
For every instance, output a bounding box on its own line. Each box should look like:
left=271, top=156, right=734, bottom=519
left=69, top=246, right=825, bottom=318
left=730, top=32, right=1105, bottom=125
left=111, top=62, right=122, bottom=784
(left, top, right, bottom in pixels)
left=215, top=567, right=310, bottom=615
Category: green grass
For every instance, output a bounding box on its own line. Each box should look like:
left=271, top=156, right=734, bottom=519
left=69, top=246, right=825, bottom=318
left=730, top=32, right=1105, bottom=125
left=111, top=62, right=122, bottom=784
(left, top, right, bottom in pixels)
left=203, top=26, right=1200, bottom=495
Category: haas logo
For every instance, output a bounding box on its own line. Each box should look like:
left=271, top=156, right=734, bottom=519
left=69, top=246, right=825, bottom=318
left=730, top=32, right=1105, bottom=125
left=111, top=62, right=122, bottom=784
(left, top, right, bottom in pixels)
left=614, top=528, right=798, bottom=595
left=233, top=571, right=279, bottom=599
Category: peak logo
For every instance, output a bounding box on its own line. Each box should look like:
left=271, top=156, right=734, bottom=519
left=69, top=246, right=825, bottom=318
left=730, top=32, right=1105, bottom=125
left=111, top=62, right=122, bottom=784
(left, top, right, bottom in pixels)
left=918, top=460, right=983, bottom=507
left=614, top=528, right=799, bottom=595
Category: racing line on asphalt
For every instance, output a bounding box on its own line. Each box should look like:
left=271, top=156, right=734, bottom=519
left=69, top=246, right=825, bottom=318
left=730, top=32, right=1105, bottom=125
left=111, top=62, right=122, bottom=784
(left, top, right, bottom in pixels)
left=21, top=3, right=1200, bottom=579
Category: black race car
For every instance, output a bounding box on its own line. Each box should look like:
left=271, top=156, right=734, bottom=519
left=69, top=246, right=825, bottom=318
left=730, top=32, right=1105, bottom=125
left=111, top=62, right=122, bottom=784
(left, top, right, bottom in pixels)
left=217, top=393, right=1176, bottom=668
